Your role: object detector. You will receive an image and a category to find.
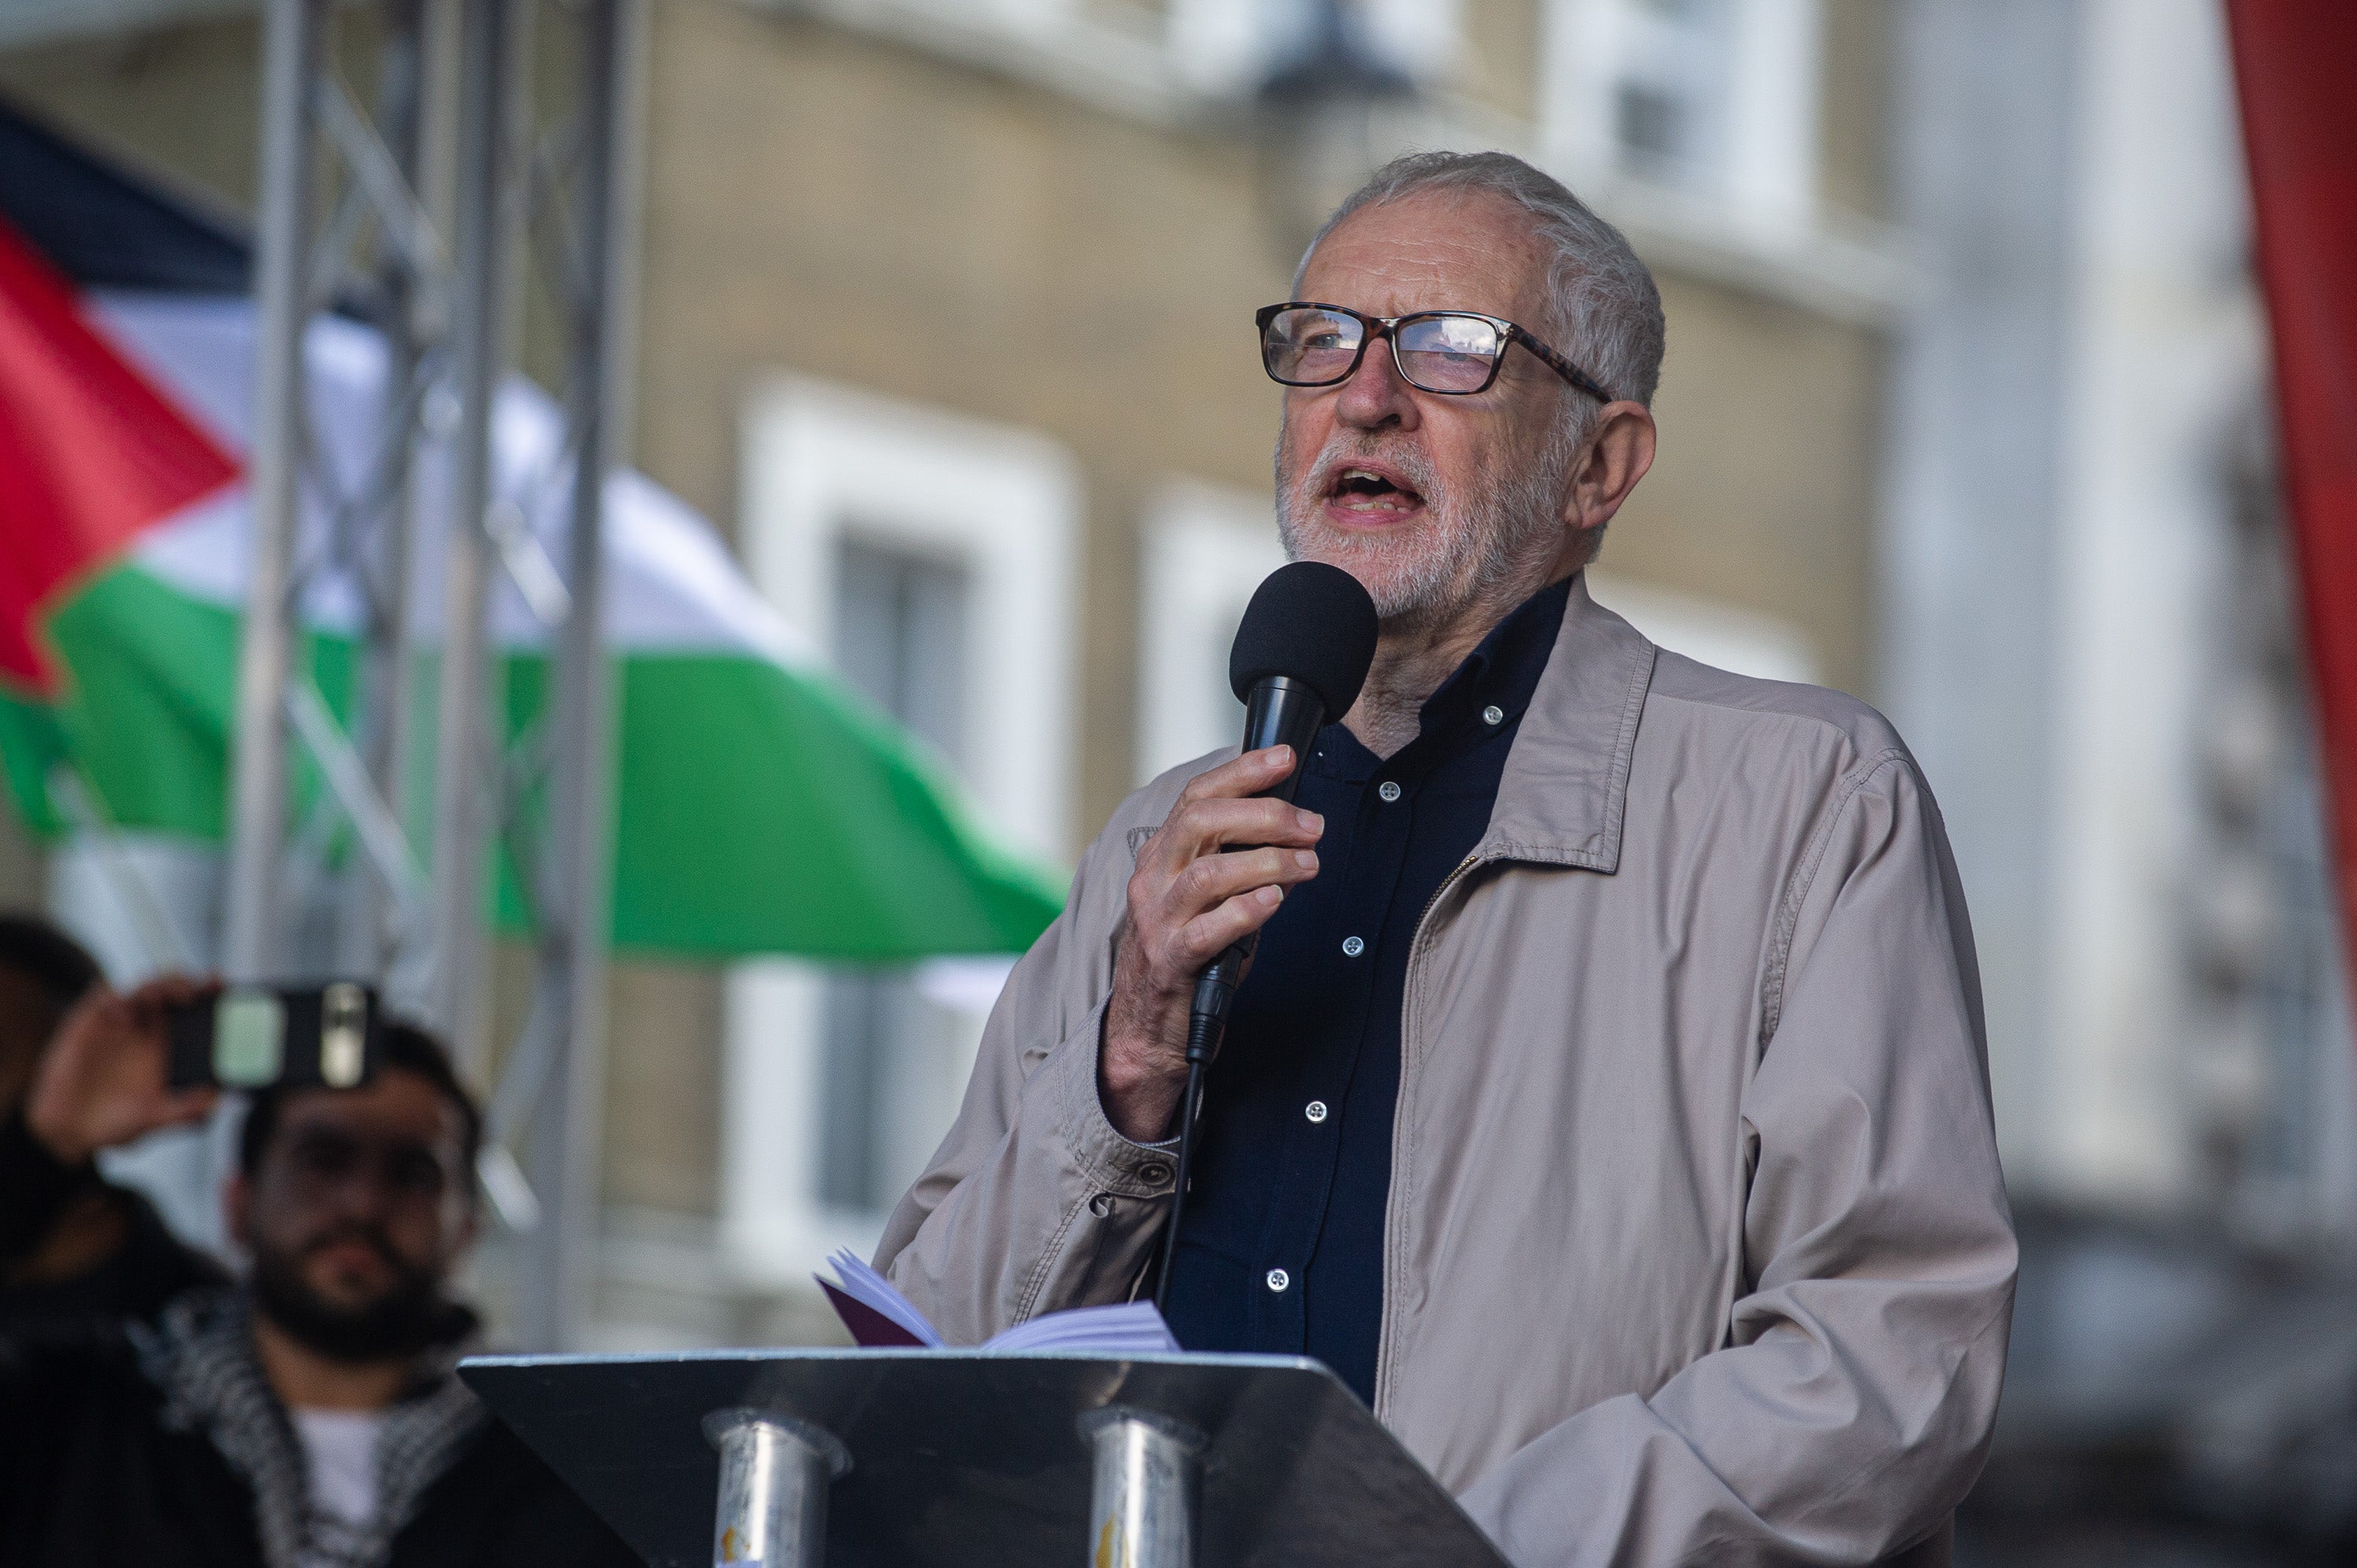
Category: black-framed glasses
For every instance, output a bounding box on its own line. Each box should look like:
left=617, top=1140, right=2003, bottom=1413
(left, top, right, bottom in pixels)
left=1256, top=302, right=1615, bottom=403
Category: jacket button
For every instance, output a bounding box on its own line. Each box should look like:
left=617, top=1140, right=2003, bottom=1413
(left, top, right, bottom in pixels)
left=1482, top=704, right=1505, bottom=725
left=1138, top=1161, right=1173, bottom=1187
left=1341, top=935, right=1364, bottom=957
left=1265, top=1269, right=1290, bottom=1293
left=1378, top=780, right=1402, bottom=803
left=1304, top=1100, right=1329, bottom=1123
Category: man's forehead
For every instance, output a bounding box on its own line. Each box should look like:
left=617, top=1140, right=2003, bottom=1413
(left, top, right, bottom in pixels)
left=275, top=1068, right=460, bottom=1145
left=1299, top=190, right=1548, bottom=322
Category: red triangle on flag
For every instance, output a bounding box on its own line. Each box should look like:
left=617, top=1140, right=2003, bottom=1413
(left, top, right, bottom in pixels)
left=0, top=213, right=240, bottom=696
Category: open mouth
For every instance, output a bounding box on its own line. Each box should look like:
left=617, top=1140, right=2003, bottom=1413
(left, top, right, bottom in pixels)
left=1324, top=463, right=1425, bottom=521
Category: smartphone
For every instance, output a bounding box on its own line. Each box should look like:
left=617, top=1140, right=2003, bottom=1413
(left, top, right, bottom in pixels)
left=165, top=982, right=381, bottom=1091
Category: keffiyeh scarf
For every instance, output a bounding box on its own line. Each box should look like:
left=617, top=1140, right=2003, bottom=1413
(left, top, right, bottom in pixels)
left=131, top=1289, right=486, bottom=1568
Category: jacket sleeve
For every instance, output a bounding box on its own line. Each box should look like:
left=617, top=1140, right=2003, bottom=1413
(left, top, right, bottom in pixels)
left=872, top=811, right=1185, bottom=1344
left=0, top=1108, right=93, bottom=1269
left=1457, top=753, right=2018, bottom=1566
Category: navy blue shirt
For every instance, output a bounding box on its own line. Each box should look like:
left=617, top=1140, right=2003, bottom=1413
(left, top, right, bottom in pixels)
left=1161, top=577, right=1571, bottom=1405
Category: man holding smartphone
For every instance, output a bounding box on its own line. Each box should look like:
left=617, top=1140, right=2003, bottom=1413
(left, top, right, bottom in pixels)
left=0, top=980, right=630, bottom=1568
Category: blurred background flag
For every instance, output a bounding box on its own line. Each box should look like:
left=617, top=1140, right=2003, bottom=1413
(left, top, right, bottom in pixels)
left=0, top=100, right=1061, bottom=963
left=0, top=212, right=237, bottom=694
left=2227, top=0, right=2357, bottom=1006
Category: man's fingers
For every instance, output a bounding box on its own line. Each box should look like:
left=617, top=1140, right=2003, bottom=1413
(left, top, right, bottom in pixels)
left=1146, top=796, right=1324, bottom=870
left=1172, top=886, right=1288, bottom=969
left=1171, top=746, right=1298, bottom=809
left=125, top=972, right=212, bottom=1026
left=1165, top=844, right=1318, bottom=922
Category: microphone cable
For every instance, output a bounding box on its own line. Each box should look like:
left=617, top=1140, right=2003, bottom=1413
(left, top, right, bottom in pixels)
left=1153, top=936, right=1248, bottom=1313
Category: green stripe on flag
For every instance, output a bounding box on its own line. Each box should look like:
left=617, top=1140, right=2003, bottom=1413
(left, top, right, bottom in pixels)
left=0, top=565, right=1064, bottom=958
left=609, top=656, right=1064, bottom=957
left=2, top=565, right=240, bottom=838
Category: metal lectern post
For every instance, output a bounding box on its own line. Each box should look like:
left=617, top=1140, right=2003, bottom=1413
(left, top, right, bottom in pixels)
left=703, top=1408, right=851, bottom=1568
left=1079, top=1406, right=1207, bottom=1568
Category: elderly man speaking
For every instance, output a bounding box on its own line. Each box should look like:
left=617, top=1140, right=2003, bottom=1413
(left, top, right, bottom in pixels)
left=877, top=150, right=2014, bottom=1565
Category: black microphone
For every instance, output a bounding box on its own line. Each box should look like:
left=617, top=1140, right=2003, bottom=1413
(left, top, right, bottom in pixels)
left=1155, top=560, right=1378, bottom=1310
left=1186, top=562, right=1381, bottom=1058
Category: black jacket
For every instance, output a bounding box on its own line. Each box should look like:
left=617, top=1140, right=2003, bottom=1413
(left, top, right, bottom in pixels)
left=0, top=1108, right=226, bottom=1330
left=0, top=1321, right=638, bottom=1568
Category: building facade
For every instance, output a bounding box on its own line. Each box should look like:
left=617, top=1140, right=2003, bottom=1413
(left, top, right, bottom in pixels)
left=1, top=0, right=1906, bottom=1346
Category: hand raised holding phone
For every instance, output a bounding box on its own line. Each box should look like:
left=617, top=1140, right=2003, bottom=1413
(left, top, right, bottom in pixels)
left=24, top=973, right=218, bottom=1165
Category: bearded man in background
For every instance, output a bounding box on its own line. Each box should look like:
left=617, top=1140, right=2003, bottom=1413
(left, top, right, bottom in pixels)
left=0, top=998, right=630, bottom=1568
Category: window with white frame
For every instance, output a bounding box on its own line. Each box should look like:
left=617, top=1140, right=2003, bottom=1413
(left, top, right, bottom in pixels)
left=1135, top=481, right=1290, bottom=786
left=724, top=377, right=1078, bottom=1284
left=1542, top=0, right=1823, bottom=229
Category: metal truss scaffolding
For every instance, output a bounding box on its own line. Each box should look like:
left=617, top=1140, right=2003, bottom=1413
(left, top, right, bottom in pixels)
left=225, top=0, right=643, bottom=1349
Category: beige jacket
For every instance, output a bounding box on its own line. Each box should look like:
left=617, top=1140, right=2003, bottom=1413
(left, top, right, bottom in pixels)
left=877, top=574, right=2016, bottom=1566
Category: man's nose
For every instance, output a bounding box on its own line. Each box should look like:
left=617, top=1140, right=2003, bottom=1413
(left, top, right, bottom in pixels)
left=1332, top=332, right=1421, bottom=431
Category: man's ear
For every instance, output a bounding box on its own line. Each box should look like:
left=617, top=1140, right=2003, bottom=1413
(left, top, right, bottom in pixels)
left=1561, top=401, right=1657, bottom=535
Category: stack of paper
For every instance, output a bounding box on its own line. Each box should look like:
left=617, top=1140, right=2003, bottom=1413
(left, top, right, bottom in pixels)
left=819, top=1250, right=1180, bottom=1356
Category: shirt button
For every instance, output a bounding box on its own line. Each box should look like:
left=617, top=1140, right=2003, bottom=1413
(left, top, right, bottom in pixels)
left=1341, top=935, right=1365, bottom=958
left=1482, top=704, right=1505, bottom=726
left=1265, top=1269, right=1290, bottom=1293
left=1378, top=780, right=1402, bottom=803
left=1305, top=1100, right=1329, bottom=1123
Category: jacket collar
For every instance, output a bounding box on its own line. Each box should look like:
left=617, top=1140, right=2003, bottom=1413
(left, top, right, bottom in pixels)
left=1479, top=570, right=1657, bottom=872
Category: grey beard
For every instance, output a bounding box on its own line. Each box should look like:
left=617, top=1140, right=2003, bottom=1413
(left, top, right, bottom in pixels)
left=1275, top=419, right=1578, bottom=630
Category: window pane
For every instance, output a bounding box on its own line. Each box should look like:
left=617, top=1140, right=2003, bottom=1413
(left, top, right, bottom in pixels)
left=821, top=540, right=973, bottom=1212
left=1616, top=82, right=1686, bottom=166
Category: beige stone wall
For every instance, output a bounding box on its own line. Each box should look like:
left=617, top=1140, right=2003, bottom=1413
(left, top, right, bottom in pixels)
left=1819, top=0, right=1892, bottom=223
left=1457, top=0, right=1545, bottom=126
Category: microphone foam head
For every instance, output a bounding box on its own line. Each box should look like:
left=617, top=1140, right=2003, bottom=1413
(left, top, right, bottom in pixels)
left=1229, top=561, right=1380, bottom=718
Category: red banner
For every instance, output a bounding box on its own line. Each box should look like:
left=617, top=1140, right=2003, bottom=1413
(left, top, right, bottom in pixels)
left=2225, top=1, right=2357, bottom=984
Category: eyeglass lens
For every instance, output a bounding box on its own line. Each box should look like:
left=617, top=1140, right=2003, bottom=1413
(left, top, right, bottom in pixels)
left=1263, top=306, right=1505, bottom=394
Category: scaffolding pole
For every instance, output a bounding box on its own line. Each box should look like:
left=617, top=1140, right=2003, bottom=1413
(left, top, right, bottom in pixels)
left=511, top=0, right=642, bottom=1351
left=224, top=0, right=330, bottom=982
left=338, top=0, right=455, bottom=980
left=225, top=0, right=640, bottom=1350
left=426, top=0, right=528, bottom=1072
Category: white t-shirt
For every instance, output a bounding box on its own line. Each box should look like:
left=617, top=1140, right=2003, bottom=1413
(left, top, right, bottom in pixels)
left=291, top=1407, right=387, bottom=1537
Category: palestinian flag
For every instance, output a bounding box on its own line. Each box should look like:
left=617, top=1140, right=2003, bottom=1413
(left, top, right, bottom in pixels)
left=0, top=101, right=1061, bottom=960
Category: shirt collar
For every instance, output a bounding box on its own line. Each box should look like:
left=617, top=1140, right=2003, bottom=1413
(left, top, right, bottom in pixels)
left=1417, top=573, right=1572, bottom=737
left=1307, top=577, right=1575, bottom=784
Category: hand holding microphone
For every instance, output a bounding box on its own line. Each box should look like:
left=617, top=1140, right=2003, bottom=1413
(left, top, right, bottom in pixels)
left=1102, top=746, right=1327, bottom=1141
left=1104, top=562, right=1380, bottom=1143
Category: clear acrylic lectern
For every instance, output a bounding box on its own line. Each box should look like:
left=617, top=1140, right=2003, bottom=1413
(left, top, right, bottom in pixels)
left=459, top=1349, right=1508, bottom=1568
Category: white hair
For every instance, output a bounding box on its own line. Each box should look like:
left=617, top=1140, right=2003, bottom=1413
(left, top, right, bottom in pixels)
left=1293, top=150, right=1666, bottom=423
